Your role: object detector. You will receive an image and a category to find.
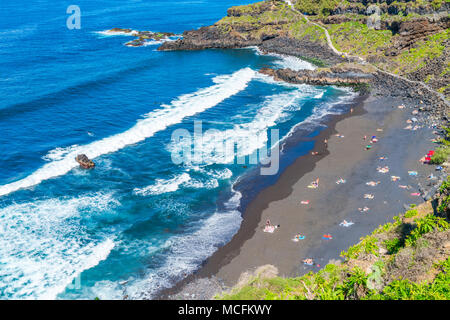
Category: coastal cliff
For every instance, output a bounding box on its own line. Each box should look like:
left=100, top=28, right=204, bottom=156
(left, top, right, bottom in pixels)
left=159, top=0, right=449, bottom=101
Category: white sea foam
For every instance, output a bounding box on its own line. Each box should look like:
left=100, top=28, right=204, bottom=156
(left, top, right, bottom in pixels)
left=134, top=168, right=232, bottom=196
left=248, top=46, right=315, bottom=71
left=168, top=87, right=320, bottom=165
left=280, top=88, right=357, bottom=151
left=134, top=173, right=191, bottom=196
left=0, top=68, right=256, bottom=197
left=0, top=193, right=117, bottom=299
left=110, top=190, right=243, bottom=299
left=314, top=91, right=324, bottom=99
left=272, top=53, right=315, bottom=71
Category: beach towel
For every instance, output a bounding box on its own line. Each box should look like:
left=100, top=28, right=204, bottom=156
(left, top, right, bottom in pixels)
left=366, top=181, right=380, bottom=186
left=404, top=125, right=413, bottom=130
left=411, top=193, right=421, bottom=196
left=336, top=178, right=346, bottom=184
left=399, top=185, right=409, bottom=189
left=301, top=200, right=310, bottom=205
left=398, top=105, right=405, bottom=109
left=339, top=221, right=354, bottom=227
left=364, top=194, right=374, bottom=199
left=377, top=166, right=389, bottom=173
left=322, top=234, right=333, bottom=240
left=307, top=184, right=318, bottom=189
left=408, top=171, right=418, bottom=176
left=391, top=176, right=401, bottom=181
left=436, top=166, right=443, bottom=171
left=303, top=260, right=314, bottom=266
left=358, top=207, right=370, bottom=212
left=376, top=128, right=383, bottom=132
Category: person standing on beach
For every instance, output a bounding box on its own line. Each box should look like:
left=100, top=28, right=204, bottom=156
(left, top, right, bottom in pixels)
left=324, top=139, right=328, bottom=147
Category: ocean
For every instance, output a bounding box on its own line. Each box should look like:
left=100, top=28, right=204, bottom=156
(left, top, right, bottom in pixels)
left=0, top=0, right=355, bottom=299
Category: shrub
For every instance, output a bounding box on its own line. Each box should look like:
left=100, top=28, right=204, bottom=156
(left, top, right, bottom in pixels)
left=430, top=146, right=450, bottom=164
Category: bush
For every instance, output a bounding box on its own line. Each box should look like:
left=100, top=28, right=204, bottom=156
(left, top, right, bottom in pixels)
left=430, top=146, right=450, bottom=164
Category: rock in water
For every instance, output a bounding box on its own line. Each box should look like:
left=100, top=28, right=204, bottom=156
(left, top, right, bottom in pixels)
left=75, top=154, right=95, bottom=169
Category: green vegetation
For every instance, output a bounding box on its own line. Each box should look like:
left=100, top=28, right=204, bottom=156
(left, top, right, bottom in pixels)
left=391, top=29, right=448, bottom=75
left=327, top=21, right=393, bottom=57
left=217, top=179, right=450, bottom=300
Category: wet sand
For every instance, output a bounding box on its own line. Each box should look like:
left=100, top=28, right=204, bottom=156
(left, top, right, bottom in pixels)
left=159, top=93, right=442, bottom=299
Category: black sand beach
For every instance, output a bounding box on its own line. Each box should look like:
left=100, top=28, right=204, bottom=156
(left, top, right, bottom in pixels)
left=157, top=91, right=445, bottom=300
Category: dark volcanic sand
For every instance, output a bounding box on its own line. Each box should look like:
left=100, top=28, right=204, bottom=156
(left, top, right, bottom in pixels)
left=158, top=93, right=444, bottom=300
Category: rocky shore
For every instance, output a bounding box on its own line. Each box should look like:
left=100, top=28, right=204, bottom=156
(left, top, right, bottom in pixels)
left=105, top=28, right=177, bottom=47
left=259, top=65, right=373, bottom=86
left=150, top=0, right=449, bottom=300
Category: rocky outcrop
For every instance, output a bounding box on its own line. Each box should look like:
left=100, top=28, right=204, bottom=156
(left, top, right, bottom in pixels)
left=371, top=71, right=449, bottom=121
left=105, top=28, right=176, bottom=47
left=75, top=154, right=95, bottom=169
left=259, top=65, right=374, bottom=86
left=158, top=26, right=261, bottom=51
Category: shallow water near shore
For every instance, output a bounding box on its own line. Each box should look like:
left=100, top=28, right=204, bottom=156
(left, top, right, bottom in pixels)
left=0, top=0, right=356, bottom=299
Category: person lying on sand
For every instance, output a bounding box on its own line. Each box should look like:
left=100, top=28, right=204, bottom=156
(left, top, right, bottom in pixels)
left=336, top=178, right=346, bottom=184
left=411, top=192, right=421, bottom=196
left=339, top=220, right=354, bottom=227
left=308, top=178, right=319, bottom=189
left=300, top=200, right=310, bottom=205
left=377, top=166, right=389, bottom=173
left=358, top=206, right=370, bottom=212
left=322, top=234, right=333, bottom=240
left=263, top=219, right=279, bottom=233
left=292, top=234, right=305, bottom=242
left=364, top=194, right=374, bottom=199
left=379, top=156, right=388, bottom=160
left=311, top=151, right=319, bottom=156
left=366, top=181, right=380, bottom=186
left=303, top=258, right=314, bottom=265
left=398, top=185, right=411, bottom=189
left=391, top=176, right=401, bottom=181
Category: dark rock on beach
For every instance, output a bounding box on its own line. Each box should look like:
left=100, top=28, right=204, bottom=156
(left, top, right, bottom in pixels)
left=75, top=154, right=95, bottom=169
left=106, top=28, right=176, bottom=47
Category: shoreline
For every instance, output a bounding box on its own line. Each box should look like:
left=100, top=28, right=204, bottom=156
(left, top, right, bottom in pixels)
left=156, top=89, right=443, bottom=299
left=156, top=92, right=369, bottom=299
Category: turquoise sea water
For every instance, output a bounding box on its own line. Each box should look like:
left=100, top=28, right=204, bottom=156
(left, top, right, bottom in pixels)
left=0, top=0, right=355, bottom=299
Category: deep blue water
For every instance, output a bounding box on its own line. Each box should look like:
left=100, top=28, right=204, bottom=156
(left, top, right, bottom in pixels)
left=0, top=0, right=355, bottom=299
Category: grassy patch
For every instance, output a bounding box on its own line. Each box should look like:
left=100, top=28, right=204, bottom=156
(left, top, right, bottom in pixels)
left=327, top=21, right=393, bottom=57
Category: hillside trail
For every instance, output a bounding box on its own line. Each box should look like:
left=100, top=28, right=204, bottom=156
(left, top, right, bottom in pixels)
left=281, top=0, right=449, bottom=107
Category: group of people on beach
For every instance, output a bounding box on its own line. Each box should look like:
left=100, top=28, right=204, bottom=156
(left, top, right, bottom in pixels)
left=263, top=105, right=436, bottom=269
